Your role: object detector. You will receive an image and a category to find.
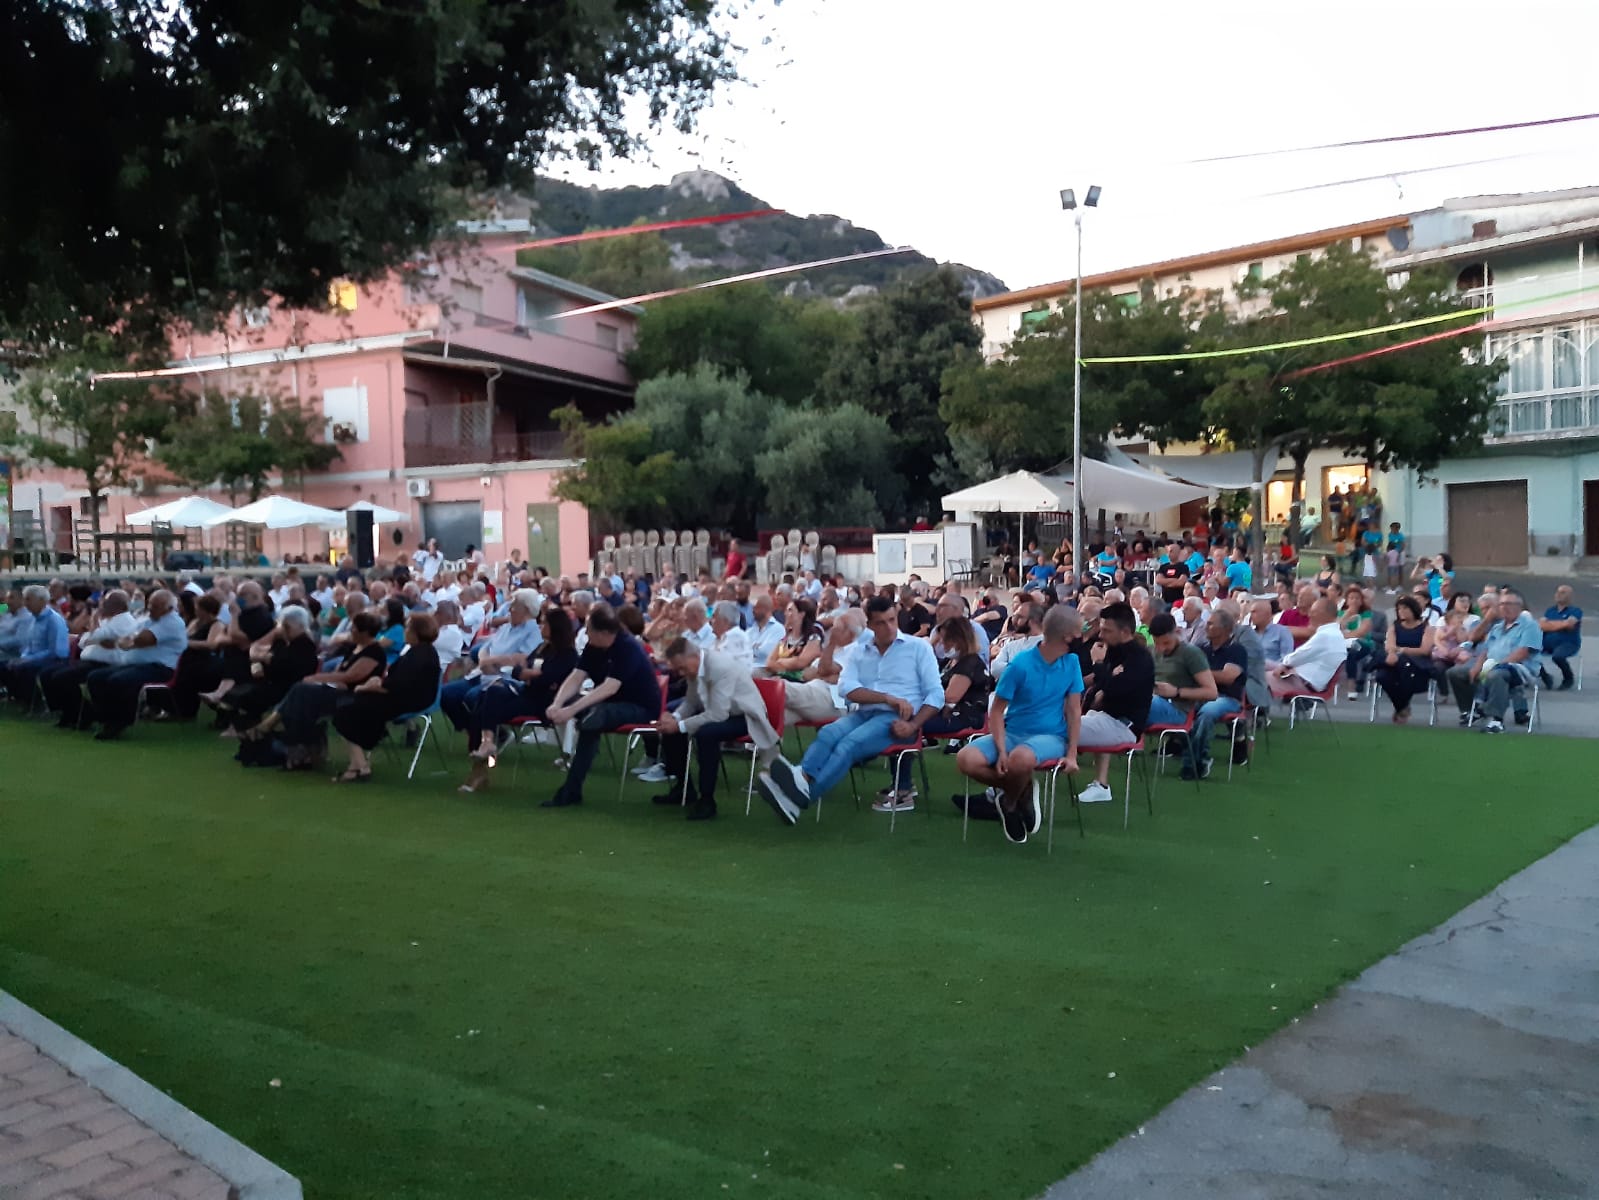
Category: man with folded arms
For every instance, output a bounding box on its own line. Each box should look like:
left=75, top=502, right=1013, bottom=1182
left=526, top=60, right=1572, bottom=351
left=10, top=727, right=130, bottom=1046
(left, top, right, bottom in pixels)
left=83, top=589, right=188, bottom=740
left=756, top=596, right=942, bottom=825
left=954, top=606, right=1083, bottom=845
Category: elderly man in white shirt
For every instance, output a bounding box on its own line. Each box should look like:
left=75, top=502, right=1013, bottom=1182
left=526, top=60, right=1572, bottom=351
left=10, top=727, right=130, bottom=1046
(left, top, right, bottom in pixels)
left=710, top=599, right=752, bottom=668
left=680, top=596, right=716, bottom=653
left=42, top=591, right=140, bottom=726
left=782, top=608, right=865, bottom=724
left=1269, top=598, right=1346, bottom=695
left=83, top=588, right=190, bottom=739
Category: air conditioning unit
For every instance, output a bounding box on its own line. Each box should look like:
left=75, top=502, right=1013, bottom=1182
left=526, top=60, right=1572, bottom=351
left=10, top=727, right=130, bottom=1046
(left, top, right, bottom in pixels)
left=405, top=478, right=432, bottom=499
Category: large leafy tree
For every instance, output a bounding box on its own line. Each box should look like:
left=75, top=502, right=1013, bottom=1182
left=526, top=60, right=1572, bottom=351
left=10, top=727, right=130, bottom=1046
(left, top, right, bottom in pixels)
left=1, top=338, right=176, bottom=531
left=940, top=288, right=1219, bottom=477
left=625, top=285, right=860, bottom=404
left=0, top=0, right=753, bottom=353
left=158, top=391, right=341, bottom=502
left=1203, top=244, right=1500, bottom=575
left=818, top=268, right=982, bottom=521
left=755, top=402, right=899, bottom=527
left=553, top=365, right=768, bottom=531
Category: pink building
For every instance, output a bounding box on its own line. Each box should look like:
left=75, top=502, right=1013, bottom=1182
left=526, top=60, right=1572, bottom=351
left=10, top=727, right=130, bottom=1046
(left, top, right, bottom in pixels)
left=13, top=222, right=636, bottom=576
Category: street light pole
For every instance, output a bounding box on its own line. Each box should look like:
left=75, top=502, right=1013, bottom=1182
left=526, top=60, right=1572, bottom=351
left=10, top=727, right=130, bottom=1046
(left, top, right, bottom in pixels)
left=1060, top=185, right=1100, bottom=595
left=1072, top=206, right=1084, bottom=595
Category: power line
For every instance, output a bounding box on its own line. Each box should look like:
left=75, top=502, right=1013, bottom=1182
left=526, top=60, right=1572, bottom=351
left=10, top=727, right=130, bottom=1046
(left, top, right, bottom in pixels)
left=1189, top=110, right=1599, bottom=164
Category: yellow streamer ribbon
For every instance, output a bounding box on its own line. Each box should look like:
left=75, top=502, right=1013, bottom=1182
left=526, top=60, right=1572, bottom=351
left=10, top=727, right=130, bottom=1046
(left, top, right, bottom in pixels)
left=1079, top=282, right=1599, bottom=365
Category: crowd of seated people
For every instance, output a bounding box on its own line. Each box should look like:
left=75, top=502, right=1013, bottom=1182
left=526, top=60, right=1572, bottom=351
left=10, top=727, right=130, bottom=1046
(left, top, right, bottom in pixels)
left=1, top=525, right=1583, bottom=825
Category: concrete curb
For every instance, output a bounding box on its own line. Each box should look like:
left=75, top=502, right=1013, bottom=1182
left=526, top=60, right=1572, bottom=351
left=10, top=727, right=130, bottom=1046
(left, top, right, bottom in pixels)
left=0, top=989, right=303, bottom=1200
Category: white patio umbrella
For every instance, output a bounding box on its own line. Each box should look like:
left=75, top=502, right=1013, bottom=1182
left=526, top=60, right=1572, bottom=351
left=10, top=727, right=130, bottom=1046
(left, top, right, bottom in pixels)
left=202, top=495, right=348, bottom=530
left=125, top=495, right=237, bottom=527
left=345, top=499, right=409, bottom=523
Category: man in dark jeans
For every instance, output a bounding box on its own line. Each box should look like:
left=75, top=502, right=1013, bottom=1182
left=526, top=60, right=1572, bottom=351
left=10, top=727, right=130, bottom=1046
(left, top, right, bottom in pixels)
left=541, top=604, right=661, bottom=808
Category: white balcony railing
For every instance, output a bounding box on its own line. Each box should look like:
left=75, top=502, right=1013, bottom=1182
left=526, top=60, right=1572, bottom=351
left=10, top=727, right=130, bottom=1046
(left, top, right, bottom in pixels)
left=1487, top=392, right=1599, bottom=441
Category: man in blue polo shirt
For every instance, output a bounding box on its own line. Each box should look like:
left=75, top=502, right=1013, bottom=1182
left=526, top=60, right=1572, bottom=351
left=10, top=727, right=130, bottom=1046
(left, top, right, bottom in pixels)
left=1446, top=588, right=1543, bottom=732
left=0, top=585, right=69, bottom=703
left=956, top=606, right=1083, bottom=844
left=1539, top=584, right=1583, bottom=690
left=542, top=605, right=661, bottom=807
left=757, top=595, right=943, bottom=825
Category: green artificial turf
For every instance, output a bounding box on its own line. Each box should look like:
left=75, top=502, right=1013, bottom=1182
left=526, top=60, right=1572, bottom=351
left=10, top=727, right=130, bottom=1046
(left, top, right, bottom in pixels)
left=1, top=715, right=1593, bottom=1200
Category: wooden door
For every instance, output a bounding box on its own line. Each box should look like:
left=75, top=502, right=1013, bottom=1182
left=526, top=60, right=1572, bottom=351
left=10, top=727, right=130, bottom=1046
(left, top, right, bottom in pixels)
left=1446, top=481, right=1528, bottom=567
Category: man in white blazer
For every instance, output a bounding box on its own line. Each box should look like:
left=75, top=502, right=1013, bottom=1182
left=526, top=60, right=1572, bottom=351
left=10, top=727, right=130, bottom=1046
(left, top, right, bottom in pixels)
left=655, top=637, right=779, bottom=820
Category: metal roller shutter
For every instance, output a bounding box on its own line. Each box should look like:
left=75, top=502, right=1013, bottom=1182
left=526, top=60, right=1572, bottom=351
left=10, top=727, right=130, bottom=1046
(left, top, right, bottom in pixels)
left=1446, top=481, right=1528, bottom=567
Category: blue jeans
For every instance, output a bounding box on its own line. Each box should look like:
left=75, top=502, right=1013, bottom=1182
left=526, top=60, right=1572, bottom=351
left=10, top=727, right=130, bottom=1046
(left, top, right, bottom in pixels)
left=1146, top=696, right=1185, bottom=728
left=1188, top=696, right=1242, bottom=769
left=797, top=709, right=900, bottom=807
left=440, top=679, right=483, bottom=733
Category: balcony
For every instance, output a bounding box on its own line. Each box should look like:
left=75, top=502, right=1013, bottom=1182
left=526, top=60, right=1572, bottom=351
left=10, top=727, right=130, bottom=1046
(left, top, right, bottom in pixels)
left=403, top=405, right=569, bottom=467
left=1486, top=392, right=1599, bottom=443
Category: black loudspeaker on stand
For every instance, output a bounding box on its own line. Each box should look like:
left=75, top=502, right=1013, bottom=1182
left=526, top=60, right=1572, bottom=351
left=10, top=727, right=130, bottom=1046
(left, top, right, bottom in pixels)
left=347, top=509, right=375, bottom=568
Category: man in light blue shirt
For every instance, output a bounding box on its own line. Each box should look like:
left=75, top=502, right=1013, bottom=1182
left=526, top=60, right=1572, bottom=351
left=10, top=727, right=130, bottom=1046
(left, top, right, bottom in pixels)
left=83, top=589, right=187, bottom=739
left=1251, top=600, right=1294, bottom=665
left=441, top=589, right=543, bottom=741
left=757, top=596, right=943, bottom=824
left=747, top=594, right=784, bottom=668
left=0, top=585, right=69, bottom=702
left=957, top=606, right=1083, bottom=844
left=1445, top=588, right=1543, bottom=732
left=0, top=588, right=37, bottom=659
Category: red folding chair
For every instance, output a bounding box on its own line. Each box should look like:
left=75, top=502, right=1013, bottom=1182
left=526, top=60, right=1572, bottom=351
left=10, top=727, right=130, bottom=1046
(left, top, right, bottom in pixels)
left=848, top=737, right=929, bottom=833
left=685, top=676, right=786, bottom=815
left=1275, top=666, right=1343, bottom=744
left=1146, top=709, right=1200, bottom=792
left=1076, top=738, right=1149, bottom=828
left=788, top=715, right=836, bottom=759
left=1034, top=758, right=1084, bottom=853
left=615, top=676, right=671, bottom=803
left=133, top=669, right=181, bottom=726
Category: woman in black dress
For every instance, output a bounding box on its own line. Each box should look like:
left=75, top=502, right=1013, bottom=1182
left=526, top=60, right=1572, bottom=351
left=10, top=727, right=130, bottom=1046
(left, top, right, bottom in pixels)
left=457, top=607, right=580, bottom=793
left=241, top=611, right=387, bottom=768
left=331, top=612, right=442, bottom=782
left=1374, top=594, right=1436, bottom=724
left=216, top=606, right=321, bottom=735
left=169, top=593, right=224, bottom=718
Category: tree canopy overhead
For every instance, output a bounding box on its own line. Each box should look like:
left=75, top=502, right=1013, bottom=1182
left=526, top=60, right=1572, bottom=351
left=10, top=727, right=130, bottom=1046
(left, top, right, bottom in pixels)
left=0, top=0, right=755, bottom=352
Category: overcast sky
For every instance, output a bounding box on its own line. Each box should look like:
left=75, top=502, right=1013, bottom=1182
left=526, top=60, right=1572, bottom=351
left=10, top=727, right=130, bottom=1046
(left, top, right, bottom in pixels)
left=551, top=0, right=1599, bottom=292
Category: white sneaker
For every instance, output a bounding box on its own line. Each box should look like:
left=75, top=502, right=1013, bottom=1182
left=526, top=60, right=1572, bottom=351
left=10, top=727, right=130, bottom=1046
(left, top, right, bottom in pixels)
left=631, top=758, right=660, bottom=776
left=755, top=773, right=800, bottom=825
left=636, top=763, right=672, bottom=783
left=1079, top=781, right=1114, bottom=805
left=876, top=785, right=917, bottom=800
left=769, top=757, right=811, bottom=804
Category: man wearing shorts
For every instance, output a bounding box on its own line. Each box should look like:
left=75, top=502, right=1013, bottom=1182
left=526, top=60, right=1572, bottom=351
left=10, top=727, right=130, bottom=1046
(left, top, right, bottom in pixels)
left=955, top=606, right=1083, bottom=844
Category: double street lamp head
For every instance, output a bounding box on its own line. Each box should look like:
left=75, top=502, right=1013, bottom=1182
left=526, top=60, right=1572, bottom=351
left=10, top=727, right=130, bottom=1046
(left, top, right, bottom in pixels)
left=1059, top=185, right=1102, bottom=211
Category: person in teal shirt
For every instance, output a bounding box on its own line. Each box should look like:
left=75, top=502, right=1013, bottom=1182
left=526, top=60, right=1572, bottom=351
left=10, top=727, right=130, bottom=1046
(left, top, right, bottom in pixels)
left=1224, top=546, right=1252, bottom=593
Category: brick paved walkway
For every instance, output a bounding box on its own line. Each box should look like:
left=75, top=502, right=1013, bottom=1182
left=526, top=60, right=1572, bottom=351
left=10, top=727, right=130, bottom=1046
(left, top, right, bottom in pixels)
left=0, top=1027, right=233, bottom=1200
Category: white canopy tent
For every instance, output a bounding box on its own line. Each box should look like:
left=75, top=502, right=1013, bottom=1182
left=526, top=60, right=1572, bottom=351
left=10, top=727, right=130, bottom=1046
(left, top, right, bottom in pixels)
left=202, top=496, right=347, bottom=530
left=124, top=495, right=236, bottom=527
left=942, top=470, right=1076, bottom=561
left=1060, top=458, right=1213, bottom=511
left=1120, top=445, right=1284, bottom=491
left=947, top=461, right=1212, bottom=567
left=941, top=470, right=1074, bottom=514
left=345, top=499, right=408, bottom=524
